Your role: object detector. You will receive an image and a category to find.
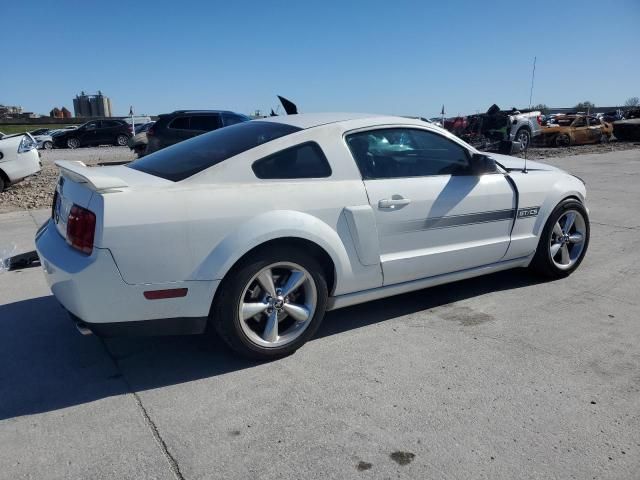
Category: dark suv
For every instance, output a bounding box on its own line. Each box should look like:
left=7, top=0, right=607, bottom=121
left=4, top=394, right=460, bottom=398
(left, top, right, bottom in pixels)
left=145, top=110, right=250, bottom=155
left=52, top=119, right=132, bottom=149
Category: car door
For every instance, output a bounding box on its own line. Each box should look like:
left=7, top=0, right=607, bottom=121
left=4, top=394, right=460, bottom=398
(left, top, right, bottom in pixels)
left=587, top=117, right=603, bottom=143
left=346, top=127, right=516, bottom=286
left=165, top=116, right=192, bottom=146
left=97, top=120, right=118, bottom=144
left=78, top=121, right=100, bottom=146
left=570, top=116, right=589, bottom=144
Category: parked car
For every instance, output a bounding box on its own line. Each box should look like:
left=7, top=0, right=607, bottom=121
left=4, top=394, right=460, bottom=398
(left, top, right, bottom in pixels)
left=52, top=120, right=132, bottom=149
left=34, top=134, right=54, bottom=150
left=145, top=110, right=250, bottom=155
left=613, top=108, right=640, bottom=141
left=537, top=114, right=612, bottom=146
left=36, top=113, right=589, bottom=359
left=128, top=122, right=155, bottom=157
left=30, top=128, right=52, bottom=136
left=0, top=133, right=41, bottom=191
left=443, top=105, right=543, bottom=151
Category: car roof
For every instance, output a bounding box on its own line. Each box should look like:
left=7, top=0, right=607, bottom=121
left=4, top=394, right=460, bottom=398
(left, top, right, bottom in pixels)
left=168, top=110, right=238, bottom=115
left=254, top=112, right=428, bottom=130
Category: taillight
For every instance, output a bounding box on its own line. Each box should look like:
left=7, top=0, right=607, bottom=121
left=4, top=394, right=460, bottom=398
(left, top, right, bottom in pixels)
left=536, top=115, right=543, bottom=125
left=147, top=125, right=155, bottom=137
left=66, top=204, right=96, bottom=255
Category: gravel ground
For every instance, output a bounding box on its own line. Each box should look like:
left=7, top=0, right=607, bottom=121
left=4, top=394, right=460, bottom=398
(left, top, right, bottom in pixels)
left=1, top=141, right=639, bottom=214
left=0, top=146, right=135, bottom=213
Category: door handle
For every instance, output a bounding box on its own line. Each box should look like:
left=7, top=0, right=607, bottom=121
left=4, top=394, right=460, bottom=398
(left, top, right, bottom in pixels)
left=378, top=197, right=411, bottom=209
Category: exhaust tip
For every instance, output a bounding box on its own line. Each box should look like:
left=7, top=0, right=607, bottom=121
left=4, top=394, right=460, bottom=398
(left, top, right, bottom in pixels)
left=74, top=319, right=93, bottom=336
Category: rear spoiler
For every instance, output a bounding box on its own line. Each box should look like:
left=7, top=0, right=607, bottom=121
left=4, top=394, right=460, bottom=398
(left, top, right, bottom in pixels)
left=55, top=160, right=129, bottom=191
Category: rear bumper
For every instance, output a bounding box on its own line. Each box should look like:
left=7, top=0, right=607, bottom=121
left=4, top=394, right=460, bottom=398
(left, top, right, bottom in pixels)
left=69, top=312, right=207, bottom=337
left=35, top=219, right=217, bottom=330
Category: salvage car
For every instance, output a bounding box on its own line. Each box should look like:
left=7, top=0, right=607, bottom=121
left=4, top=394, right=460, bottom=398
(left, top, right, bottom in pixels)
left=444, top=105, right=543, bottom=151
left=613, top=108, right=640, bottom=141
left=52, top=119, right=132, bottom=149
left=128, top=121, right=155, bottom=157
left=145, top=110, right=250, bottom=155
left=36, top=113, right=589, bottom=359
left=537, top=114, right=612, bottom=147
left=0, top=133, right=41, bottom=191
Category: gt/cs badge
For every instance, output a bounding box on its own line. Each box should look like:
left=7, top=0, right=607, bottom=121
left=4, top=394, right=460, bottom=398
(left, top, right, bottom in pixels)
left=518, top=207, right=540, bottom=218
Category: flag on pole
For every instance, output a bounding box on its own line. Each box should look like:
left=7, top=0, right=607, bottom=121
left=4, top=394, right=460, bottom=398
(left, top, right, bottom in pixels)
left=441, top=105, right=445, bottom=115
left=129, top=106, right=134, bottom=116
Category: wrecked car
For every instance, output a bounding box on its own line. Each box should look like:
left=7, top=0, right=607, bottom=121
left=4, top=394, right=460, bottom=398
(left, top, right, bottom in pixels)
left=537, top=115, right=612, bottom=147
left=443, top=105, right=542, bottom=152
left=613, top=108, right=640, bottom=141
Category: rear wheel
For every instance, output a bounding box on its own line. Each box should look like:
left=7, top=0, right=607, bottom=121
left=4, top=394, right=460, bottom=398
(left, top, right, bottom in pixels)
left=515, top=128, right=531, bottom=150
left=0, top=172, right=6, bottom=192
left=530, top=199, right=590, bottom=278
left=212, top=247, right=328, bottom=360
left=115, top=134, right=128, bottom=146
left=43, top=141, right=53, bottom=150
left=66, top=138, right=80, bottom=149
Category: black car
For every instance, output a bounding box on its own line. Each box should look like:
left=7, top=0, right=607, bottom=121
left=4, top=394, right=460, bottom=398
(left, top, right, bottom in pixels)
left=52, top=119, right=132, bottom=149
left=145, top=110, right=250, bottom=155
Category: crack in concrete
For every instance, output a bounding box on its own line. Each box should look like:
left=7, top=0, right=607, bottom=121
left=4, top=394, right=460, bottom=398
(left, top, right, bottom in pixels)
left=99, top=338, right=186, bottom=480
left=591, top=221, right=640, bottom=231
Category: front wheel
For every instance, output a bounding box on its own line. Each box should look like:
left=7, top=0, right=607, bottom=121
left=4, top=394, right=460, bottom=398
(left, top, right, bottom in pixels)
left=529, top=199, right=590, bottom=278
left=115, top=134, right=128, bottom=146
left=66, top=138, right=80, bottom=149
left=43, top=141, right=53, bottom=150
left=212, top=247, right=328, bottom=360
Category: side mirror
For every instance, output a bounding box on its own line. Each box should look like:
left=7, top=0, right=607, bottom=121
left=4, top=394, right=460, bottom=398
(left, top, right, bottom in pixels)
left=470, top=153, right=498, bottom=175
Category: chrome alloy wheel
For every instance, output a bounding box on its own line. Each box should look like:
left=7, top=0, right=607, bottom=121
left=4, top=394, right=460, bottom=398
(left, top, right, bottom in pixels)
left=238, top=262, right=317, bottom=348
left=549, top=209, right=587, bottom=270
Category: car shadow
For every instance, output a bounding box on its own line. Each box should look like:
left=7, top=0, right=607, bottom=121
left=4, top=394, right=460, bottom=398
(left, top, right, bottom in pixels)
left=0, top=268, right=545, bottom=420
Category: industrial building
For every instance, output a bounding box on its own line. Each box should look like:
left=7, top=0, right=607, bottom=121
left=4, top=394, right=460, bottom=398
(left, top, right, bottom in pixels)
left=73, top=91, right=113, bottom=117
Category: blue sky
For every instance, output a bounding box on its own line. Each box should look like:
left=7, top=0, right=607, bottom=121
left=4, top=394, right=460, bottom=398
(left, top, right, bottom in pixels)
left=1, top=0, right=638, bottom=117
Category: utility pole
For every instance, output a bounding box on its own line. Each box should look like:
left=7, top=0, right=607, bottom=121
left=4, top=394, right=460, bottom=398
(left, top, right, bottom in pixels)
left=528, top=56, right=537, bottom=109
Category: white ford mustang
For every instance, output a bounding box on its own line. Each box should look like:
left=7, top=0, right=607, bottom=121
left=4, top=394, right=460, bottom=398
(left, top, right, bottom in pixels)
left=36, top=113, right=589, bottom=359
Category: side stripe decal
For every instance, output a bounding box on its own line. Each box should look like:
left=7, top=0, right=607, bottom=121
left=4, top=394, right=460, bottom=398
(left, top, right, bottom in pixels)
left=379, top=206, right=540, bottom=236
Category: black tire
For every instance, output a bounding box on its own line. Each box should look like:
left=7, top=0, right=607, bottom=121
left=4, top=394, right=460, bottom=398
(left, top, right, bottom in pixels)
left=66, top=138, right=80, bottom=149
left=515, top=128, right=531, bottom=150
left=115, top=134, right=129, bottom=146
left=555, top=133, right=571, bottom=147
left=0, top=172, right=6, bottom=192
left=212, top=246, right=328, bottom=360
left=529, top=199, right=590, bottom=278
left=43, top=141, right=53, bottom=150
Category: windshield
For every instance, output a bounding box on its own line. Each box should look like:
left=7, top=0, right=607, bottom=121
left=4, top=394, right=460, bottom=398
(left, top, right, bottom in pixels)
left=128, top=121, right=302, bottom=181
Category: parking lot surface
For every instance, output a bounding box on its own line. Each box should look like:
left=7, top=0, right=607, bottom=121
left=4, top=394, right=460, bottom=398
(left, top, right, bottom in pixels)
left=1, top=150, right=639, bottom=479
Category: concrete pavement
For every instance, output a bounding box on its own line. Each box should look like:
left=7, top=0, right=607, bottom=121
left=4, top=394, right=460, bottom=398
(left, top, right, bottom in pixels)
left=1, top=149, right=639, bottom=479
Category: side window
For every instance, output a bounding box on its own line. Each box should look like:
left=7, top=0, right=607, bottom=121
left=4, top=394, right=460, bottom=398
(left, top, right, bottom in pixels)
left=168, top=116, right=190, bottom=130
left=190, top=115, right=222, bottom=131
left=588, top=117, right=601, bottom=126
left=346, top=128, right=471, bottom=179
left=572, top=117, right=587, bottom=128
left=252, top=142, right=331, bottom=179
left=85, top=121, right=100, bottom=129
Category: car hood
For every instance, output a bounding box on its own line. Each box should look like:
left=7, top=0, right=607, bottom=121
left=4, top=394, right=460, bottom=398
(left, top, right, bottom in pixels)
left=487, top=153, right=561, bottom=172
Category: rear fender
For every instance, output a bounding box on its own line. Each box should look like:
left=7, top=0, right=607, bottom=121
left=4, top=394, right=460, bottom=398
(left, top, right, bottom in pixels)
left=189, top=210, right=356, bottom=294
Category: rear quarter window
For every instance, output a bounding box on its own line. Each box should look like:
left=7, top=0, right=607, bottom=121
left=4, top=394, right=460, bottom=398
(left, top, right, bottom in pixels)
left=252, top=142, right=331, bottom=179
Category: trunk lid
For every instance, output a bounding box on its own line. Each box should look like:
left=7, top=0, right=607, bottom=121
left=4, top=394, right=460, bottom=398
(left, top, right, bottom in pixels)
left=52, top=161, right=171, bottom=242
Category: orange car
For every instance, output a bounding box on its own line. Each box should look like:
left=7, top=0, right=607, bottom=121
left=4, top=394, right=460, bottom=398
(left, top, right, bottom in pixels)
left=538, top=114, right=613, bottom=147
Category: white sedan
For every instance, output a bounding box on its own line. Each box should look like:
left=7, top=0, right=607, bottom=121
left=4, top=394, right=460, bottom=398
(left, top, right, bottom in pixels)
left=36, top=113, right=589, bottom=359
left=0, top=133, right=41, bottom=191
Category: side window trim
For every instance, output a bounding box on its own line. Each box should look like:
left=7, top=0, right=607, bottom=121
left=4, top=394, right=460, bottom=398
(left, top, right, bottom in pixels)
left=251, top=141, right=332, bottom=180
left=344, top=126, right=473, bottom=180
